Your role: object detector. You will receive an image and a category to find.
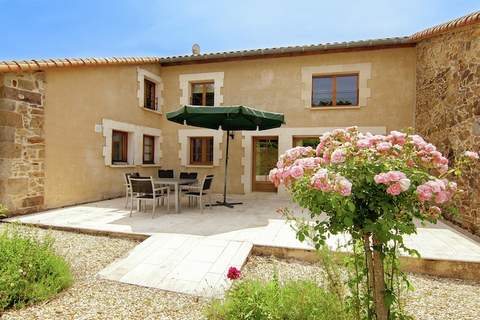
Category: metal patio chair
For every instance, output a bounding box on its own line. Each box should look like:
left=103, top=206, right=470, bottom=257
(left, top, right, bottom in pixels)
left=182, top=174, right=213, bottom=213
left=124, top=172, right=140, bottom=208
left=129, top=177, right=169, bottom=218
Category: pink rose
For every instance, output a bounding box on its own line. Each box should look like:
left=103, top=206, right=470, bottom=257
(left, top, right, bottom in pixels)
left=386, top=183, right=402, bottom=196
left=374, top=173, right=388, bottom=184
left=294, top=157, right=321, bottom=170
left=434, top=191, right=449, bottom=204
left=376, top=142, right=392, bottom=152
left=385, top=171, right=406, bottom=182
left=464, top=151, right=479, bottom=160
left=416, top=184, right=433, bottom=201
left=290, top=165, right=304, bottom=179
left=398, top=178, right=411, bottom=191
left=424, top=144, right=436, bottom=152
left=331, top=148, right=346, bottom=163
left=357, top=139, right=371, bottom=148
left=335, top=177, right=352, bottom=196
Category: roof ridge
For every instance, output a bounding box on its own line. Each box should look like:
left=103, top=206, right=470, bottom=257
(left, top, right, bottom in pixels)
left=410, top=10, right=480, bottom=40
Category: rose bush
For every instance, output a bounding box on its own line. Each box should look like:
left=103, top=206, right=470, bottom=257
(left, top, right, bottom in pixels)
left=269, top=127, right=478, bottom=320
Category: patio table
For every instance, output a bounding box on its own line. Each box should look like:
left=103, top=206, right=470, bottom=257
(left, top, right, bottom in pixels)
left=153, top=178, right=197, bottom=213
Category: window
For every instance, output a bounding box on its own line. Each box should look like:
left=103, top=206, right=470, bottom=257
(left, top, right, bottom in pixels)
left=312, top=74, right=358, bottom=107
left=191, top=82, right=214, bottom=106
left=190, top=137, right=213, bottom=165
left=293, top=136, right=320, bottom=148
left=112, top=130, right=128, bottom=164
left=144, top=79, right=157, bottom=110
left=143, top=135, right=155, bottom=164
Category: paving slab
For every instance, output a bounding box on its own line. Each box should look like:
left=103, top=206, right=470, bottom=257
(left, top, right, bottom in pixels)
left=100, top=233, right=252, bottom=297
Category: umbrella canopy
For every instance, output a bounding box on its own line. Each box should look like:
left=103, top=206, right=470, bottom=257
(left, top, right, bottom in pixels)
left=166, top=105, right=284, bottom=131
left=166, top=105, right=285, bottom=208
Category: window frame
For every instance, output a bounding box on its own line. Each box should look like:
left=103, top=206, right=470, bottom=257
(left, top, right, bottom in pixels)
left=143, top=79, right=157, bottom=110
left=189, top=136, right=214, bottom=165
left=111, top=130, right=128, bottom=164
left=142, top=134, right=155, bottom=164
left=190, top=81, right=215, bottom=106
left=311, top=73, right=359, bottom=107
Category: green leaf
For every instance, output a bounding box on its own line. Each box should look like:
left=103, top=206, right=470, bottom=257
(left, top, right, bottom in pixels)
left=347, top=202, right=355, bottom=212
left=343, top=216, right=353, bottom=227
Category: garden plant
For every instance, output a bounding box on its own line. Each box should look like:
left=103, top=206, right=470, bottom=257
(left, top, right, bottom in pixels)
left=0, top=224, right=73, bottom=311
left=269, top=127, right=478, bottom=319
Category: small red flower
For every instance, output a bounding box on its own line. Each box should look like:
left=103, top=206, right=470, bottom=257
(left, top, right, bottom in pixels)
left=227, top=266, right=241, bottom=280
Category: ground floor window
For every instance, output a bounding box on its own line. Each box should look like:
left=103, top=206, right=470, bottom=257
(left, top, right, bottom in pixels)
left=143, top=135, right=155, bottom=164
left=112, top=130, right=128, bottom=164
left=292, top=136, right=320, bottom=148
left=190, top=137, right=213, bottom=165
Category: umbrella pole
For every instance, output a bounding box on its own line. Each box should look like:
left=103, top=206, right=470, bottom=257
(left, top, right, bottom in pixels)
left=212, top=130, right=242, bottom=208
left=223, top=130, right=230, bottom=203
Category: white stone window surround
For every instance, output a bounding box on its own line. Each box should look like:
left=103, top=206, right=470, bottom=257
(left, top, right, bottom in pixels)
left=179, top=72, right=224, bottom=106
left=301, top=63, right=372, bottom=109
left=102, top=119, right=163, bottom=167
left=137, top=67, right=163, bottom=113
left=241, top=126, right=386, bottom=194
left=178, top=128, right=224, bottom=167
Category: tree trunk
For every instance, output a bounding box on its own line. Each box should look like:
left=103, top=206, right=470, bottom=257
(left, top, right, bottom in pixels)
left=372, top=235, right=388, bottom=320
left=363, top=233, right=388, bottom=320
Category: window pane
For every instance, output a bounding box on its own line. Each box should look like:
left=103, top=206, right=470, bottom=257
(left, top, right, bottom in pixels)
left=206, top=138, right=213, bottom=162
left=144, top=79, right=156, bottom=109
left=192, top=83, right=203, bottom=93
left=143, top=136, right=154, bottom=163
left=294, top=137, right=319, bottom=148
left=192, top=138, right=202, bottom=163
left=205, top=83, right=214, bottom=93
left=312, top=77, right=333, bottom=106
left=205, top=92, right=214, bottom=106
left=191, top=93, right=203, bottom=105
left=112, top=131, right=127, bottom=163
left=336, top=75, right=358, bottom=106
left=190, top=137, right=213, bottom=165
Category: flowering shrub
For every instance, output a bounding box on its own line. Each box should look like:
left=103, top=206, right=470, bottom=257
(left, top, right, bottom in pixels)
left=0, top=224, right=72, bottom=311
left=270, top=127, right=478, bottom=319
left=227, top=266, right=241, bottom=280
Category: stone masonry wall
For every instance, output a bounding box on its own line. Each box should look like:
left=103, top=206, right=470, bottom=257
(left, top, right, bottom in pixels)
left=416, top=24, right=480, bottom=235
left=0, top=72, right=45, bottom=215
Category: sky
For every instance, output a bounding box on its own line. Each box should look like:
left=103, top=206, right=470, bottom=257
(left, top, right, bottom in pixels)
left=0, top=0, right=479, bottom=60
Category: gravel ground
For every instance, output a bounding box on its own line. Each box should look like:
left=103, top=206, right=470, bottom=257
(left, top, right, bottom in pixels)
left=2, top=226, right=479, bottom=320
left=242, top=256, right=480, bottom=320
left=0, top=226, right=208, bottom=320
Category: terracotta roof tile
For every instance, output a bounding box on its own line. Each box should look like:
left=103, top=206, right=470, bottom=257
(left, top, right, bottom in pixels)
left=410, top=11, right=480, bottom=40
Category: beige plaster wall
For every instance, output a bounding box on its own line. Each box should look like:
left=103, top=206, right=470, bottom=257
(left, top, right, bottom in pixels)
left=44, top=64, right=163, bottom=208
left=159, top=47, right=416, bottom=195
left=43, top=47, right=416, bottom=209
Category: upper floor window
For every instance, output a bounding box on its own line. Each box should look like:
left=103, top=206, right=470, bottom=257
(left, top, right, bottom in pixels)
left=191, top=82, right=214, bottom=106
left=312, top=74, right=358, bottom=107
left=144, top=79, right=157, bottom=110
left=190, top=136, right=213, bottom=165
left=112, top=130, right=128, bottom=164
left=143, top=135, right=155, bottom=164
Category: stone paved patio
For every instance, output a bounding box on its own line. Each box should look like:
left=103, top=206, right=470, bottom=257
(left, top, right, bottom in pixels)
left=5, top=194, right=480, bottom=297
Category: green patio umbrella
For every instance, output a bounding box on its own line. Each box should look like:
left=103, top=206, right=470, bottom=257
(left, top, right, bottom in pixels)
left=166, top=105, right=285, bottom=207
